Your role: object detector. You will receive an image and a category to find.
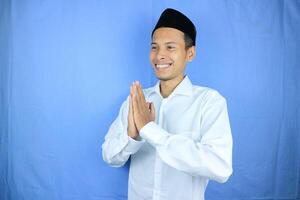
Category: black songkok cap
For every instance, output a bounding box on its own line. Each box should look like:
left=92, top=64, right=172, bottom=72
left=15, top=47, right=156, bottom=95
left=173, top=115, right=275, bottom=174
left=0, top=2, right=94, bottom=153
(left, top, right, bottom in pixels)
left=151, top=8, right=196, bottom=46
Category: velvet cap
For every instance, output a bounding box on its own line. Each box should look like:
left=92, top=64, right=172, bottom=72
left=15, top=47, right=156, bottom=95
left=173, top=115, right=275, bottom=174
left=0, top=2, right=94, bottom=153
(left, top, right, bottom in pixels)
left=151, top=8, right=196, bottom=46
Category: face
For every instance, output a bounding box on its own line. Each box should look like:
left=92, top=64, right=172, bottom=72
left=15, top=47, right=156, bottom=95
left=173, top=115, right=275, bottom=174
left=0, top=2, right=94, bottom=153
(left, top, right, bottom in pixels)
left=150, top=27, right=195, bottom=83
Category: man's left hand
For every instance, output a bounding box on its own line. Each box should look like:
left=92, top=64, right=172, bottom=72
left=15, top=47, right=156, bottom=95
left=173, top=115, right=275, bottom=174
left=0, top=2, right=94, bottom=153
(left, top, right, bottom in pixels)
left=131, top=81, right=155, bottom=131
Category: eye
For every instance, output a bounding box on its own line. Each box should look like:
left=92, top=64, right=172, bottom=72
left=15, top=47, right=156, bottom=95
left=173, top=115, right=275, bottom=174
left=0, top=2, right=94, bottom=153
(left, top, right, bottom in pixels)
left=151, top=46, right=157, bottom=51
left=167, top=46, right=175, bottom=50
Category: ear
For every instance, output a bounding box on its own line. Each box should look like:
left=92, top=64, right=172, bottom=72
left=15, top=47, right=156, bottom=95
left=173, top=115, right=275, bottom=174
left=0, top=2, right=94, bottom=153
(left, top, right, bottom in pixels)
left=186, top=46, right=196, bottom=62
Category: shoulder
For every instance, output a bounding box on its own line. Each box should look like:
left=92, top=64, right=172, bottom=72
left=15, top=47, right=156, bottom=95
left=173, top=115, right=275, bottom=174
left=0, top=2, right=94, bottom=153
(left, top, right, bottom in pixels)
left=192, top=85, right=226, bottom=105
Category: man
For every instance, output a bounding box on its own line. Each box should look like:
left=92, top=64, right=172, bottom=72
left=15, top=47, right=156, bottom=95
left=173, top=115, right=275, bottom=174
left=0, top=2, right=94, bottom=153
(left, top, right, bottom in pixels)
left=102, top=8, right=232, bottom=200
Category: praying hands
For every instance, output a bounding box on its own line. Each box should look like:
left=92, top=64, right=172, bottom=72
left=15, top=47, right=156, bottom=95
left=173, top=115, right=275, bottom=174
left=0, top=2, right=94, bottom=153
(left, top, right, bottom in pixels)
left=127, top=81, right=155, bottom=139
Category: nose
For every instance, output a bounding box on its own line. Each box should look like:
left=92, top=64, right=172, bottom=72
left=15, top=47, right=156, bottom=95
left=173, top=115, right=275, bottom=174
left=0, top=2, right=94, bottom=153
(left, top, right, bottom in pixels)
left=156, top=48, right=167, bottom=60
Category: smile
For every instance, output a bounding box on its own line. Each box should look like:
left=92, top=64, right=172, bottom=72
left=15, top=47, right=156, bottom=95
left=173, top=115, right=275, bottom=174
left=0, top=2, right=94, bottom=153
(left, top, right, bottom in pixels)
left=155, top=63, right=172, bottom=69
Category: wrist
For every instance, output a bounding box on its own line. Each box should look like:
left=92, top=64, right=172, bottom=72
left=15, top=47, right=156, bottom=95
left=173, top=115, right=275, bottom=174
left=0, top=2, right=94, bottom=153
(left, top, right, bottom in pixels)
left=132, top=135, right=142, bottom=141
left=128, top=132, right=138, bottom=139
left=137, top=120, right=151, bottom=132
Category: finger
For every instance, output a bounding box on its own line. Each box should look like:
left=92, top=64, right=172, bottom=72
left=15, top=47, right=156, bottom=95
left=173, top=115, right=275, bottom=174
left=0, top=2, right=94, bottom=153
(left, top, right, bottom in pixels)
left=134, top=82, right=147, bottom=112
left=150, top=102, right=155, bottom=114
left=130, top=84, right=132, bottom=96
left=128, top=96, right=133, bottom=124
left=130, top=85, right=135, bottom=113
left=138, top=90, right=147, bottom=112
left=132, top=85, right=139, bottom=114
left=131, top=83, right=135, bottom=98
left=150, top=102, right=155, bottom=120
left=146, top=102, right=151, bottom=110
left=132, top=83, right=137, bottom=100
left=128, top=95, right=133, bottom=117
left=136, top=81, right=146, bottom=104
left=130, top=95, right=139, bottom=129
left=133, top=83, right=143, bottom=111
left=128, top=95, right=137, bottom=126
left=133, top=81, right=142, bottom=100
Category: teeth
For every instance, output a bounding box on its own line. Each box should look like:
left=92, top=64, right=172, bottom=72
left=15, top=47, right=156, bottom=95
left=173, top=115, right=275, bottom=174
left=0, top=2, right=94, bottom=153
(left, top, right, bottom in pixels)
left=156, top=64, right=170, bottom=68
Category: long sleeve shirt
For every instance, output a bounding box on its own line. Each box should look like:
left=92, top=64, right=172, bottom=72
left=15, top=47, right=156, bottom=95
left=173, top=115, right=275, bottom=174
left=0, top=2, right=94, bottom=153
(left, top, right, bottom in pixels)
left=102, top=76, right=233, bottom=200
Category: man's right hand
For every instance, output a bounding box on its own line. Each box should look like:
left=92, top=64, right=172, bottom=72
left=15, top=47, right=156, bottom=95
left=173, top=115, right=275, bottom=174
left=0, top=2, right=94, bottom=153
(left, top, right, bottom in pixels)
left=127, top=85, right=139, bottom=139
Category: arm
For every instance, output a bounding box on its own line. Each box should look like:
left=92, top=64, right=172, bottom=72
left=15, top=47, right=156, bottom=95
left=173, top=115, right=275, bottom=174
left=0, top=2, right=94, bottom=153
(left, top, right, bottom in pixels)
left=102, top=97, right=145, bottom=167
left=140, top=94, right=233, bottom=183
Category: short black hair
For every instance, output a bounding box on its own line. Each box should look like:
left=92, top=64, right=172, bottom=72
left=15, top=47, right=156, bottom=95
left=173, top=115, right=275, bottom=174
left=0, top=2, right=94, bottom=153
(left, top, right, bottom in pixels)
left=184, top=33, right=194, bottom=49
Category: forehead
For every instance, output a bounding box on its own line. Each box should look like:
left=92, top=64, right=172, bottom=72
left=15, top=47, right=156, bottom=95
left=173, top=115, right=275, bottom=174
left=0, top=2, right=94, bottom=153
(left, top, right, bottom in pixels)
left=152, top=27, right=185, bottom=44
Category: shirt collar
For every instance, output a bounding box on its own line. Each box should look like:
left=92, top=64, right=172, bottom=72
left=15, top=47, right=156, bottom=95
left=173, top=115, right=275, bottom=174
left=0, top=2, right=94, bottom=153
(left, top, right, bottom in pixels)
left=151, top=75, right=193, bottom=98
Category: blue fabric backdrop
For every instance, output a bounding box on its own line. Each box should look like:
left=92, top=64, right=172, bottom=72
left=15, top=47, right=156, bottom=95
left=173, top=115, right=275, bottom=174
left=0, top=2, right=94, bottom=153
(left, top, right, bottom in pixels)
left=0, top=1, right=299, bottom=200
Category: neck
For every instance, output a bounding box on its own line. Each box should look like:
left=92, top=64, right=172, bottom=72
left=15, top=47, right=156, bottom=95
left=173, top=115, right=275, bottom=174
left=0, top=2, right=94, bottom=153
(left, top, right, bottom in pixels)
left=159, top=75, right=185, bottom=98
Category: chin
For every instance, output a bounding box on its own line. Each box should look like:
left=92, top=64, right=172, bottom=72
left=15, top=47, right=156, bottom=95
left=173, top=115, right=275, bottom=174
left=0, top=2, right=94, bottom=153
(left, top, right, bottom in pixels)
left=155, top=74, right=172, bottom=81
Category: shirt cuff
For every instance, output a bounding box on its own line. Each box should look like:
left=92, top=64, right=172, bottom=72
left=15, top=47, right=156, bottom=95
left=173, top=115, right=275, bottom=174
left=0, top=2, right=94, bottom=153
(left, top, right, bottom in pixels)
left=122, top=133, right=145, bottom=154
left=139, top=122, right=170, bottom=147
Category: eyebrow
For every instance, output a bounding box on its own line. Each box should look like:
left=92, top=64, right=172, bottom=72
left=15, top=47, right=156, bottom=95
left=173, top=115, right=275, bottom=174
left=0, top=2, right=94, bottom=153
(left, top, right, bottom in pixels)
left=151, top=42, right=177, bottom=45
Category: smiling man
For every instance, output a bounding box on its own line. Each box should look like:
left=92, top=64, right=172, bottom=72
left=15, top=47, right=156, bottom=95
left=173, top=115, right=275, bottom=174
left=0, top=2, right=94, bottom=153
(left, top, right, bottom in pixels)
left=102, top=8, right=233, bottom=200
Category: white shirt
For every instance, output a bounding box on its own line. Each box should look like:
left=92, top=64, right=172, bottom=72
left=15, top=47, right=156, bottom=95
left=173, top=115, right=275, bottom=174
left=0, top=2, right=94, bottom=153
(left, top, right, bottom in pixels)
left=102, top=76, right=233, bottom=200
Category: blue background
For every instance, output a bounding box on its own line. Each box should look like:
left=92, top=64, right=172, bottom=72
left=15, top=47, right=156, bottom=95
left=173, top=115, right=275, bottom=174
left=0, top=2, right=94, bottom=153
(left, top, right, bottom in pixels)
left=0, top=1, right=299, bottom=199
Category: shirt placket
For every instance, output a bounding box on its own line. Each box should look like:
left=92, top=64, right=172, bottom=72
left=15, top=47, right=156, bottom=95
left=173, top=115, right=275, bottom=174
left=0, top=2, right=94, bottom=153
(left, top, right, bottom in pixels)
left=153, top=98, right=167, bottom=200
